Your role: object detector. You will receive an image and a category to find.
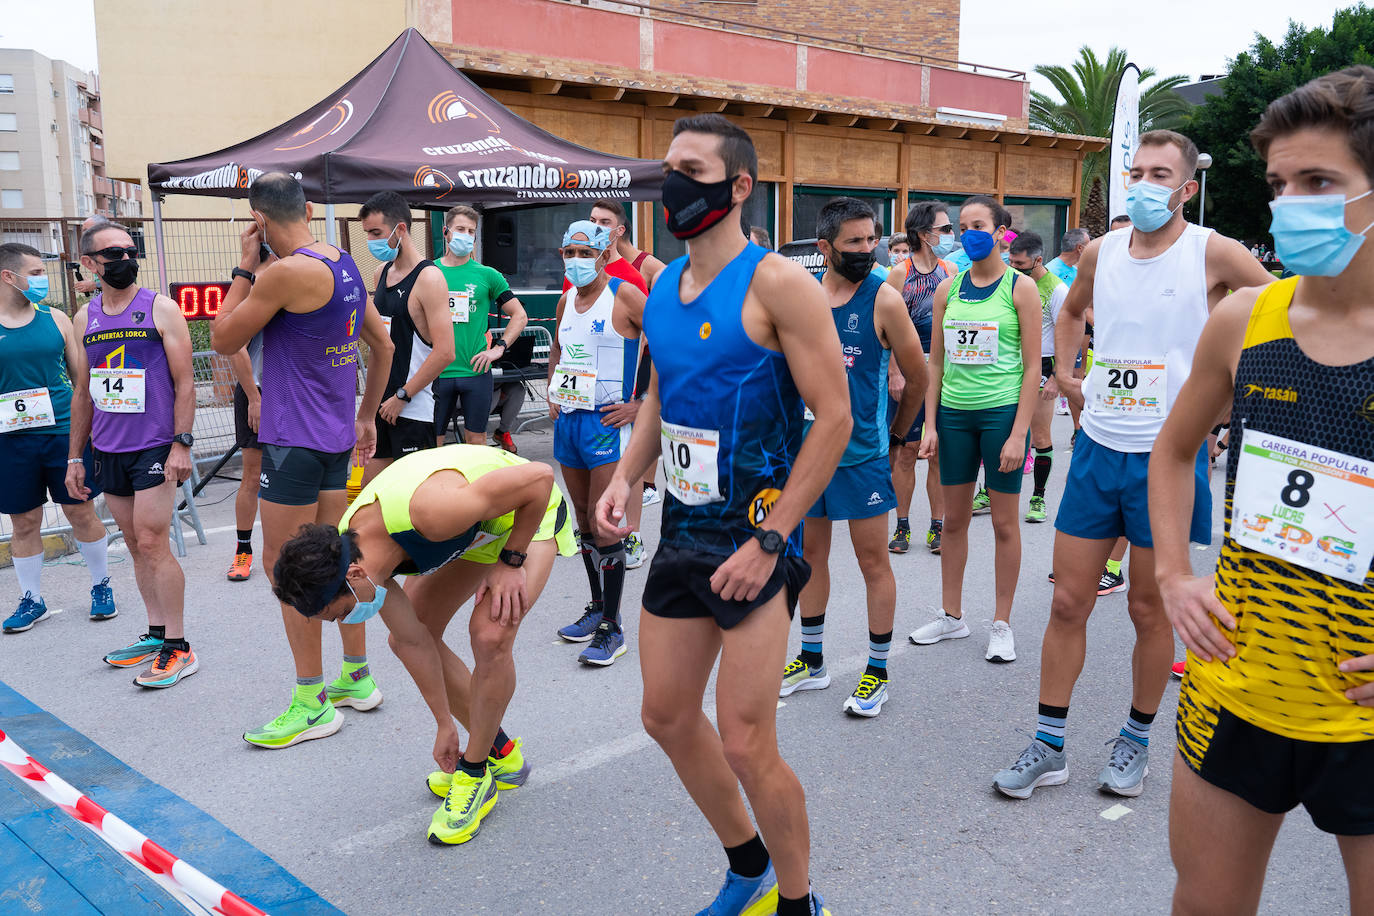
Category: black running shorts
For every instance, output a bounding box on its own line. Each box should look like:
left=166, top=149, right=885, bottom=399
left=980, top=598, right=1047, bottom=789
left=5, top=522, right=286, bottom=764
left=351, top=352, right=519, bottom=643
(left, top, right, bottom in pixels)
left=643, top=544, right=810, bottom=630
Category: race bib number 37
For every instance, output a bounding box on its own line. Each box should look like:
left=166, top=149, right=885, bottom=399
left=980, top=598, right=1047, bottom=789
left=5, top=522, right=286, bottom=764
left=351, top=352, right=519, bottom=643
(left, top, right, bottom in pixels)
left=90, top=368, right=145, bottom=414
left=945, top=320, right=998, bottom=365
left=1232, top=428, right=1374, bottom=584
left=661, top=422, right=722, bottom=506
left=1089, top=357, right=1165, bottom=418
left=0, top=386, right=56, bottom=431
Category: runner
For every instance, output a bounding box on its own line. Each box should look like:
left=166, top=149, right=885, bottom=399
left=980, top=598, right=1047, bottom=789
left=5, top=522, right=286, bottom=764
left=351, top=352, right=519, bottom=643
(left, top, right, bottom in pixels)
left=548, top=219, right=645, bottom=667
left=778, top=197, right=926, bottom=718
left=0, top=242, right=116, bottom=633
left=887, top=232, right=910, bottom=268
left=1045, top=228, right=1089, bottom=288
left=225, top=332, right=262, bottom=582
left=1152, top=67, right=1374, bottom=912
left=432, top=205, right=528, bottom=447
left=886, top=200, right=957, bottom=556
left=1007, top=231, right=1068, bottom=524
left=991, top=131, right=1273, bottom=800
left=590, top=197, right=666, bottom=288
left=271, top=444, right=576, bottom=845
left=749, top=227, right=773, bottom=250
left=67, top=223, right=197, bottom=687
left=596, top=113, right=846, bottom=916
left=910, top=196, right=1041, bottom=663
left=358, top=191, right=455, bottom=483
left=212, top=171, right=395, bottom=747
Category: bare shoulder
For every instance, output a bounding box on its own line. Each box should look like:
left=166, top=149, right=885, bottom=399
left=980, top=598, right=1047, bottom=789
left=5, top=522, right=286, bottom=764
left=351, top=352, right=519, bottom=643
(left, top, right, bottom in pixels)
left=48, top=305, right=74, bottom=333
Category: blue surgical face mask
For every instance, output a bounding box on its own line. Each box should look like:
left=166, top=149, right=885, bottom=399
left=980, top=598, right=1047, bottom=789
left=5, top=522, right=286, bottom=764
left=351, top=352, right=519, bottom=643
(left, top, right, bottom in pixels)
left=960, top=229, right=998, bottom=262
left=368, top=225, right=400, bottom=263
left=1269, top=190, right=1374, bottom=277
left=931, top=233, right=957, bottom=257
left=448, top=231, right=474, bottom=257
left=1125, top=179, right=1185, bottom=233
left=11, top=274, right=48, bottom=304
left=564, top=256, right=599, bottom=289
left=342, top=576, right=386, bottom=624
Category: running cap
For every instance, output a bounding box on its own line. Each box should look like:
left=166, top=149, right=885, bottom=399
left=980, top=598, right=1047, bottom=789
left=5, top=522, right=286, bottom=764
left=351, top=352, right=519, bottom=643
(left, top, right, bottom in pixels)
left=562, top=220, right=611, bottom=251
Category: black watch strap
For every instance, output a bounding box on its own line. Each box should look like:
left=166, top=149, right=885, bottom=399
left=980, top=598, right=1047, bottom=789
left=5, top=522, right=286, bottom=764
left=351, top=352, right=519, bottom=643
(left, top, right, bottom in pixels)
left=231, top=267, right=255, bottom=285
left=499, top=548, right=527, bottom=568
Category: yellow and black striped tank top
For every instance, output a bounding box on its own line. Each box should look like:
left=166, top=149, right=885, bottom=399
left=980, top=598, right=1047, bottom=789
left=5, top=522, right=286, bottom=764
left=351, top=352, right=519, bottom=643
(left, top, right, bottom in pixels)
left=1180, top=277, right=1374, bottom=743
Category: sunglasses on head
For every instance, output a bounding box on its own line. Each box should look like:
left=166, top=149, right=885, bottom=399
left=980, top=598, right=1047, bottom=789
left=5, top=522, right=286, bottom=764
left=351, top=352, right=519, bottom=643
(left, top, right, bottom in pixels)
left=88, top=246, right=138, bottom=261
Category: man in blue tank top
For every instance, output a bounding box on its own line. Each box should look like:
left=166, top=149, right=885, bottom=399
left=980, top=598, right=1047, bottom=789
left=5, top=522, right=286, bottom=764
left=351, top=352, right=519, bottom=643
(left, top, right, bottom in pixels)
left=596, top=114, right=849, bottom=916
left=779, top=198, right=927, bottom=719
left=214, top=172, right=395, bottom=750
left=0, top=243, right=117, bottom=635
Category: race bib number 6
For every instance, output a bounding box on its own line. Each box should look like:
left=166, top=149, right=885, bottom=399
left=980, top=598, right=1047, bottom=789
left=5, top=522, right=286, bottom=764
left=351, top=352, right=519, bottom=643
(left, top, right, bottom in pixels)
left=1232, top=428, right=1374, bottom=584
left=0, top=386, right=56, bottom=431
left=945, top=320, right=998, bottom=365
left=661, top=421, right=723, bottom=506
left=90, top=368, right=145, bottom=414
left=449, top=290, right=471, bottom=324
left=1088, top=357, right=1165, bottom=418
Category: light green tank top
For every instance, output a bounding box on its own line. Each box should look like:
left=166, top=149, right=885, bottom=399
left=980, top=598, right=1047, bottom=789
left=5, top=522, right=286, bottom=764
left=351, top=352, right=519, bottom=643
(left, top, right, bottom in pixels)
left=939, top=267, right=1024, bottom=410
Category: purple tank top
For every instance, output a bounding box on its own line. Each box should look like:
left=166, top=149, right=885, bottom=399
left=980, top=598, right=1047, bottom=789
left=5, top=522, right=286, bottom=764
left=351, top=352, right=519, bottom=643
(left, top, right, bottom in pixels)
left=82, top=287, right=175, bottom=453
left=259, top=247, right=364, bottom=453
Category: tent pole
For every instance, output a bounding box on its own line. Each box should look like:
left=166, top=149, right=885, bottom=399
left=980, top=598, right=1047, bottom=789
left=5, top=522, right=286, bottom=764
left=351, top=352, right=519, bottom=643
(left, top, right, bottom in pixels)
left=325, top=203, right=338, bottom=246
left=152, top=195, right=170, bottom=295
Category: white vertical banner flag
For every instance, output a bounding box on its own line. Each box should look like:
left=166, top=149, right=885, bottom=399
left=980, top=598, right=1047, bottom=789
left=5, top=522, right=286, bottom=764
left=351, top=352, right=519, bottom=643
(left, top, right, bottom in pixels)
left=1108, top=63, right=1142, bottom=230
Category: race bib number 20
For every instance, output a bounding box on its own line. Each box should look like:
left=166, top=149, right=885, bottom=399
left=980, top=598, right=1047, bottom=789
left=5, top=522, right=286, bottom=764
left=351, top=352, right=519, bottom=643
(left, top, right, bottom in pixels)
left=1232, top=428, right=1374, bottom=584
left=1089, top=357, right=1165, bottom=418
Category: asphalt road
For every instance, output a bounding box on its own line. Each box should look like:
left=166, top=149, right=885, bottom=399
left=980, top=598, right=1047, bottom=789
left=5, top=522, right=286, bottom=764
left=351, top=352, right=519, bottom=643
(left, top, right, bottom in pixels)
left=0, top=415, right=1353, bottom=915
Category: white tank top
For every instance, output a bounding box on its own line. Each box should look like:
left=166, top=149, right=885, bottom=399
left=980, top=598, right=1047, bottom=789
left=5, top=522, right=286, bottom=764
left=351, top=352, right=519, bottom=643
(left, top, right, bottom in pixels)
left=400, top=327, right=435, bottom=422
left=556, top=278, right=637, bottom=408
left=1082, top=223, right=1212, bottom=452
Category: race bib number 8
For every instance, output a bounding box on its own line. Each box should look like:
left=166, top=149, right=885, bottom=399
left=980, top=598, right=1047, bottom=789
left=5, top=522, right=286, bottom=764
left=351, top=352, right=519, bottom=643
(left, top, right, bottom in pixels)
left=90, top=368, right=145, bottom=414
left=549, top=363, right=595, bottom=411
left=1088, top=357, right=1165, bottom=418
left=0, top=386, right=56, bottom=431
left=945, top=320, right=998, bottom=365
left=1232, top=428, right=1374, bottom=584
left=449, top=291, right=471, bottom=324
left=661, top=422, right=722, bottom=506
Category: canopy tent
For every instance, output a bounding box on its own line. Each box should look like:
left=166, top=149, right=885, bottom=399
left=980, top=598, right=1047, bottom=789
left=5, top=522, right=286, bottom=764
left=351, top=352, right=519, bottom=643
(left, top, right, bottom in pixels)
left=146, top=28, right=665, bottom=208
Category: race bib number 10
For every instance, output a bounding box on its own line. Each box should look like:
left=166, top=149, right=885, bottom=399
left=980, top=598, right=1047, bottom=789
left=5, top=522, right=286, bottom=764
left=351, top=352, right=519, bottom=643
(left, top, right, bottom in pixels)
left=1232, top=428, right=1374, bottom=584
left=90, top=368, right=146, bottom=414
left=661, top=422, right=722, bottom=506
left=945, top=320, right=998, bottom=365
left=1089, top=357, right=1165, bottom=418
left=0, top=386, right=56, bottom=431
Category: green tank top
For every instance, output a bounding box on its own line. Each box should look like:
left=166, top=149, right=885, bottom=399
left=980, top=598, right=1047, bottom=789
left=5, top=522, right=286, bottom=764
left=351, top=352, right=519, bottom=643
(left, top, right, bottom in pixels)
left=939, top=267, right=1023, bottom=410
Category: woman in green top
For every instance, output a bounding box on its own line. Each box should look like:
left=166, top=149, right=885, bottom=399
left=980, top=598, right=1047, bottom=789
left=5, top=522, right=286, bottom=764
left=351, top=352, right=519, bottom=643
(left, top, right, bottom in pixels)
left=911, top=196, right=1042, bottom=663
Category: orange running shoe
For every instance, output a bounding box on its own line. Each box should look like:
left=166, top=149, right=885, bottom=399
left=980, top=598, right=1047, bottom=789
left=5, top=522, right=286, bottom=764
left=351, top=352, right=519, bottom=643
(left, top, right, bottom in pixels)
left=227, top=552, right=253, bottom=581
left=1171, top=659, right=1186, bottom=679
left=497, top=431, right=517, bottom=454
left=134, top=644, right=199, bottom=688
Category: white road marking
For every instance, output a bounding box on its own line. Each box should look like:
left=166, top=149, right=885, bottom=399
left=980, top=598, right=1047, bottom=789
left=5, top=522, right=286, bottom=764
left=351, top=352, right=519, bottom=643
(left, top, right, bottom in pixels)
left=1100, top=803, right=1133, bottom=821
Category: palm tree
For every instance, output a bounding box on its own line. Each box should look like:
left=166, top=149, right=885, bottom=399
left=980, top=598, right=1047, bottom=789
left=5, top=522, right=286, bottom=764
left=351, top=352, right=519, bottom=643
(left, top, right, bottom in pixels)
left=1030, top=47, right=1190, bottom=234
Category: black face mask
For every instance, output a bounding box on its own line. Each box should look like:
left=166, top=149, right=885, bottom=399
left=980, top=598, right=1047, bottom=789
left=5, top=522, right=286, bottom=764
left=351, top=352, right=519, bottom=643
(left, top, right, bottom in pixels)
left=662, top=170, right=735, bottom=240
left=100, top=258, right=139, bottom=290
left=832, top=249, right=875, bottom=283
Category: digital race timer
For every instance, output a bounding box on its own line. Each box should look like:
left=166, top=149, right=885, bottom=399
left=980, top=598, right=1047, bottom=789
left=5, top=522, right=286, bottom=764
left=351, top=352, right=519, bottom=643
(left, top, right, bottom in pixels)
left=169, top=282, right=230, bottom=320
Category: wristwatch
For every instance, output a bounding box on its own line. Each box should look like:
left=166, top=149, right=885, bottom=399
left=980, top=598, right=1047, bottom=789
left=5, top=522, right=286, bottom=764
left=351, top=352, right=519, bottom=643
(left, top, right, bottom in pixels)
left=173, top=433, right=194, bottom=448
left=752, top=528, right=785, bottom=555
left=492, top=340, right=508, bottom=353
left=498, top=548, right=527, bottom=568
left=396, top=388, right=411, bottom=403
left=231, top=267, right=255, bottom=285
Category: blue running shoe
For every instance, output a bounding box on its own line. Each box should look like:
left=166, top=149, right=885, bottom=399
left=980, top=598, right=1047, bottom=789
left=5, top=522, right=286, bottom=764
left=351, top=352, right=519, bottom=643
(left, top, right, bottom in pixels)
left=695, top=863, right=778, bottom=916
left=90, top=577, right=117, bottom=621
left=3, top=593, right=50, bottom=634
left=806, top=890, right=833, bottom=915
left=578, top=619, right=627, bottom=666
left=557, top=603, right=602, bottom=642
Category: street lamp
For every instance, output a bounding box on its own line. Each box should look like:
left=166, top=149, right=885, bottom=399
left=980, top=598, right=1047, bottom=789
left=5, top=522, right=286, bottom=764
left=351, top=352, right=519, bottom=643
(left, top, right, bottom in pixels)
left=1197, top=152, right=1213, bottom=226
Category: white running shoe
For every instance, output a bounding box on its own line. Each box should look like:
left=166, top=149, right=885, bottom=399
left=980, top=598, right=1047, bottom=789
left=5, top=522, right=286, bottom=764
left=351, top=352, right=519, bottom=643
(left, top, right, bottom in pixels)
left=986, top=620, right=1016, bottom=662
left=909, top=611, right=970, bottom=645
left=642, top=486, right=662, bottom=507
left=625, top=532, right=646, bottom=569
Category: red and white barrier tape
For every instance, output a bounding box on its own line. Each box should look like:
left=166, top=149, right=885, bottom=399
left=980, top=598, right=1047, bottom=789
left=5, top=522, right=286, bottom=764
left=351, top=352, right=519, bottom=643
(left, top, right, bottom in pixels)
left=0, top=727, right=266, bottom=916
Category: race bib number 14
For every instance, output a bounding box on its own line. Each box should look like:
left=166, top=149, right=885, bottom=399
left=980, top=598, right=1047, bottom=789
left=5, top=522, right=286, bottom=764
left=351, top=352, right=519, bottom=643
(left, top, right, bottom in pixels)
left=90, top=368, right=145, bottom=414
left=1232, top=428, right=1374, bottom=584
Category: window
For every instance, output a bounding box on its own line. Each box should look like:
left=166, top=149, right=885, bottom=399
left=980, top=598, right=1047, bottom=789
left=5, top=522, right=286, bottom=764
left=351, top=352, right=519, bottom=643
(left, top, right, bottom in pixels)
left=2, top=190, right=24, bottom=209
left=0, top=113, right=17, bottom=132
left=0, top=75, right=12, bottom=94
left=480, top=202, right=586, bottom=292
left=0, top=152, right=17, bottom=170
left=1003, top=198, right=1069, bottom=258
left=653, top=182, right=774, bottom=261
left=792, top=186, right=893, bottom=242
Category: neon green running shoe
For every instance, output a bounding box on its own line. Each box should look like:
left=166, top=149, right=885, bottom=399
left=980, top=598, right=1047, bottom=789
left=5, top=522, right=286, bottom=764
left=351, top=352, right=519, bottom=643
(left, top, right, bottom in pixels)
left=326, top=665, right=383, bottom=711
left=428, top=767, right=498, bottom=846
left=779, top=656, right=830, bottom=698
left=971, top=488, right=991, bottom=515
left=1025, top=495, right=1047, bottom=523
left=243, top=690, right=343, bottom=749
left=428, top=738, right=531, bottom=796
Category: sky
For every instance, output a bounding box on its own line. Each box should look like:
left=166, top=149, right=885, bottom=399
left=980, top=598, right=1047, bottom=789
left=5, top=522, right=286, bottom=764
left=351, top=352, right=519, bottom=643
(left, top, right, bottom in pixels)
left=0, top=0, right=1361, bottom=88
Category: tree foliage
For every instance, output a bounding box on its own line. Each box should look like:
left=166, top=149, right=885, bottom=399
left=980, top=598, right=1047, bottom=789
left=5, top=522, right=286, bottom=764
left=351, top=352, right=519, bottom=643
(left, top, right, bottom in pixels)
left=1030, top=46, right=1190, bottom=205
left=1185, top=4, right=1374, bottom=244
